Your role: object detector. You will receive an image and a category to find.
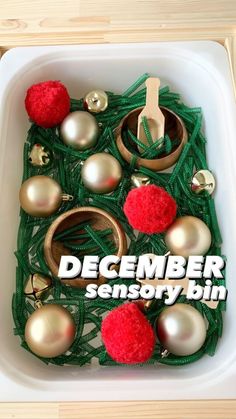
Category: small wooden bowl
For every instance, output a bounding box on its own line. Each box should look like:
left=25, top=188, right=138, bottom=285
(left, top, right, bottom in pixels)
left=116, top=106, right=188, bottom=171
left=44, top=207, right=127, bottom=288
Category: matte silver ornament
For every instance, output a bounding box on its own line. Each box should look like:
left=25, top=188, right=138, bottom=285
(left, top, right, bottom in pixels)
left=156, top=303, right=207, bottom=356
left=191, top=170, right=216, bottom=195
left=29, top=144, right=51, bottom=167
left=165, top=215, right=211, bottom=258
left=84, top=89, right=108, bottom=113
left=60, top=111, right=99, bottom=151
left=81, top=152, right=122, bottom=194
left=131, top=172, right=151, bottom=188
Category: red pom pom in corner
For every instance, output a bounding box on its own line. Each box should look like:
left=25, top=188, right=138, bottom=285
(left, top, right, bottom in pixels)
left=123, top=184, right=177, bottom=234
left=25, top=81, right=70, bottom=128
left=101, top=303, right=155, bottom=364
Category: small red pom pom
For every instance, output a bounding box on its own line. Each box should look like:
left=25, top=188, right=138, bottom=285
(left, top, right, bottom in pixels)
left=123, top=184, right=177, bottom=234
left=101, top=303, right=155, bottom=364
left=25, top=81, right=70, bottom=128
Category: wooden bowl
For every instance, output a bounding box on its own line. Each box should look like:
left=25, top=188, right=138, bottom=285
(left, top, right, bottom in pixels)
left=116, top=106, right=188, bottom=171
left=44, top=207, right=127, bottom=288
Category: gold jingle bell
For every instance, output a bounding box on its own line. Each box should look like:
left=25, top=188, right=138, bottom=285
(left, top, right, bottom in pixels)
left=131, top=172, right=151, bottom=188
left=29, top=144, right=51, bottom=167
left=84, top=89, right=108, bottom=113
left=24, top=273, right=52, bottom=300
left=191, top=170, right=216, bottom=195
left=19, top=175, right=73, bottom=217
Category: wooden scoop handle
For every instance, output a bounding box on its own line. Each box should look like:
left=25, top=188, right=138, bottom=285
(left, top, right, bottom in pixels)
left=137, top=77, right=165, bottom=148
left=145, top=77, right=160, bottom=110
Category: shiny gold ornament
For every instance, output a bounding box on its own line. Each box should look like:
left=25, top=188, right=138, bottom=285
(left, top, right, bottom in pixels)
left=25, top=304, right=76, bottom=358
left=60, top=111, right=99, bottom=151
left=81, top=152, right=122, bottom=194
left=156, top=303, right=207, bottom=356
left=19, top=175, right=73, bottom=217
left=165, top=216, right=211, bottom=258
left=131, top=172, right=151, bottom=188
left=84, top=89, right=108, bottom=113
left=28, top=144, right=51, bottom=167
left=191, top=170, right=216, bottom=195
left=24, top=273, right=52, bottom=300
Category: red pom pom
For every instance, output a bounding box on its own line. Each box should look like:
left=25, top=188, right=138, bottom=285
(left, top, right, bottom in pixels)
left=123, top=184, right=177, bottom=234
left=101, top=303, right=155, bottom=364
left=25, top=81, right=70, bottom=128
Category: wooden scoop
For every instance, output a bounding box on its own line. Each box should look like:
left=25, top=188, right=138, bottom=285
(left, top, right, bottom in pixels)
left=137, top=77, right=165, bottom=151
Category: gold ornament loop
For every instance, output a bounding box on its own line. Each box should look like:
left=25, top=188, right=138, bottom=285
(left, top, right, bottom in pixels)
left=161, top=349, right=170, bottom=358
left=61, top=194, right=74, bottom=202
left=34, top=299, right=43, bottom=309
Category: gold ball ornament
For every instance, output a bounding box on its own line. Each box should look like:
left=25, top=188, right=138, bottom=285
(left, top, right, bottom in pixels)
left=156, top=303, right=207, bottom=356
left=60, top=111, right=99, bottom=150
left=131, top=172, right=151, bottom=188
left=28, top=143, right=51, bottom=167
left=19, top=175, right=73, bottom=217
left=84, top=89, right=108, bottom=113
left=81, top=152, right=122, bottom=194
left=165, top=215, right=211, bottom=258
left=25, top=304, right=76, bottom=358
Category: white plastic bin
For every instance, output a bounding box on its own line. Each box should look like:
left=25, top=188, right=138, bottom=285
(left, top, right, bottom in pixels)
left=0, top=41, right=236, bottom=401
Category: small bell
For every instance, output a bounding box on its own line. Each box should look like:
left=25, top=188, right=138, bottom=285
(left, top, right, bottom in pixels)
left=131, top=172, right=151, bottom=188
left=191, top=170, right=216, bottom=195
left=29, top=144, right=51, bottom=167
left=83, top=89, right=108, bottom=113
left=24, top=273, right=52, bottom=300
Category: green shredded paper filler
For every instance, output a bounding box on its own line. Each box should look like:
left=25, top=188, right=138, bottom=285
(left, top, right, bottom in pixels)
left=12, top=73, right=225, bottom=367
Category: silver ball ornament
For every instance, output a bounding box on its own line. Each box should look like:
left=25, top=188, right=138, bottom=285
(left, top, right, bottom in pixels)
left=60, top=111, right=99, bottom=151
left=165, top=215, right=211, bottom=258
left=84, top=89, right=108, bottom=113
left=81, top=152, right=122, bottom=194
left=156, top=303, right=207, bottom=356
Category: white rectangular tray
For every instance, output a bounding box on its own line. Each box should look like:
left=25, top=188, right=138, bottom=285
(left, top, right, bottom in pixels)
left=0, top=41, right=236, bottom=401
